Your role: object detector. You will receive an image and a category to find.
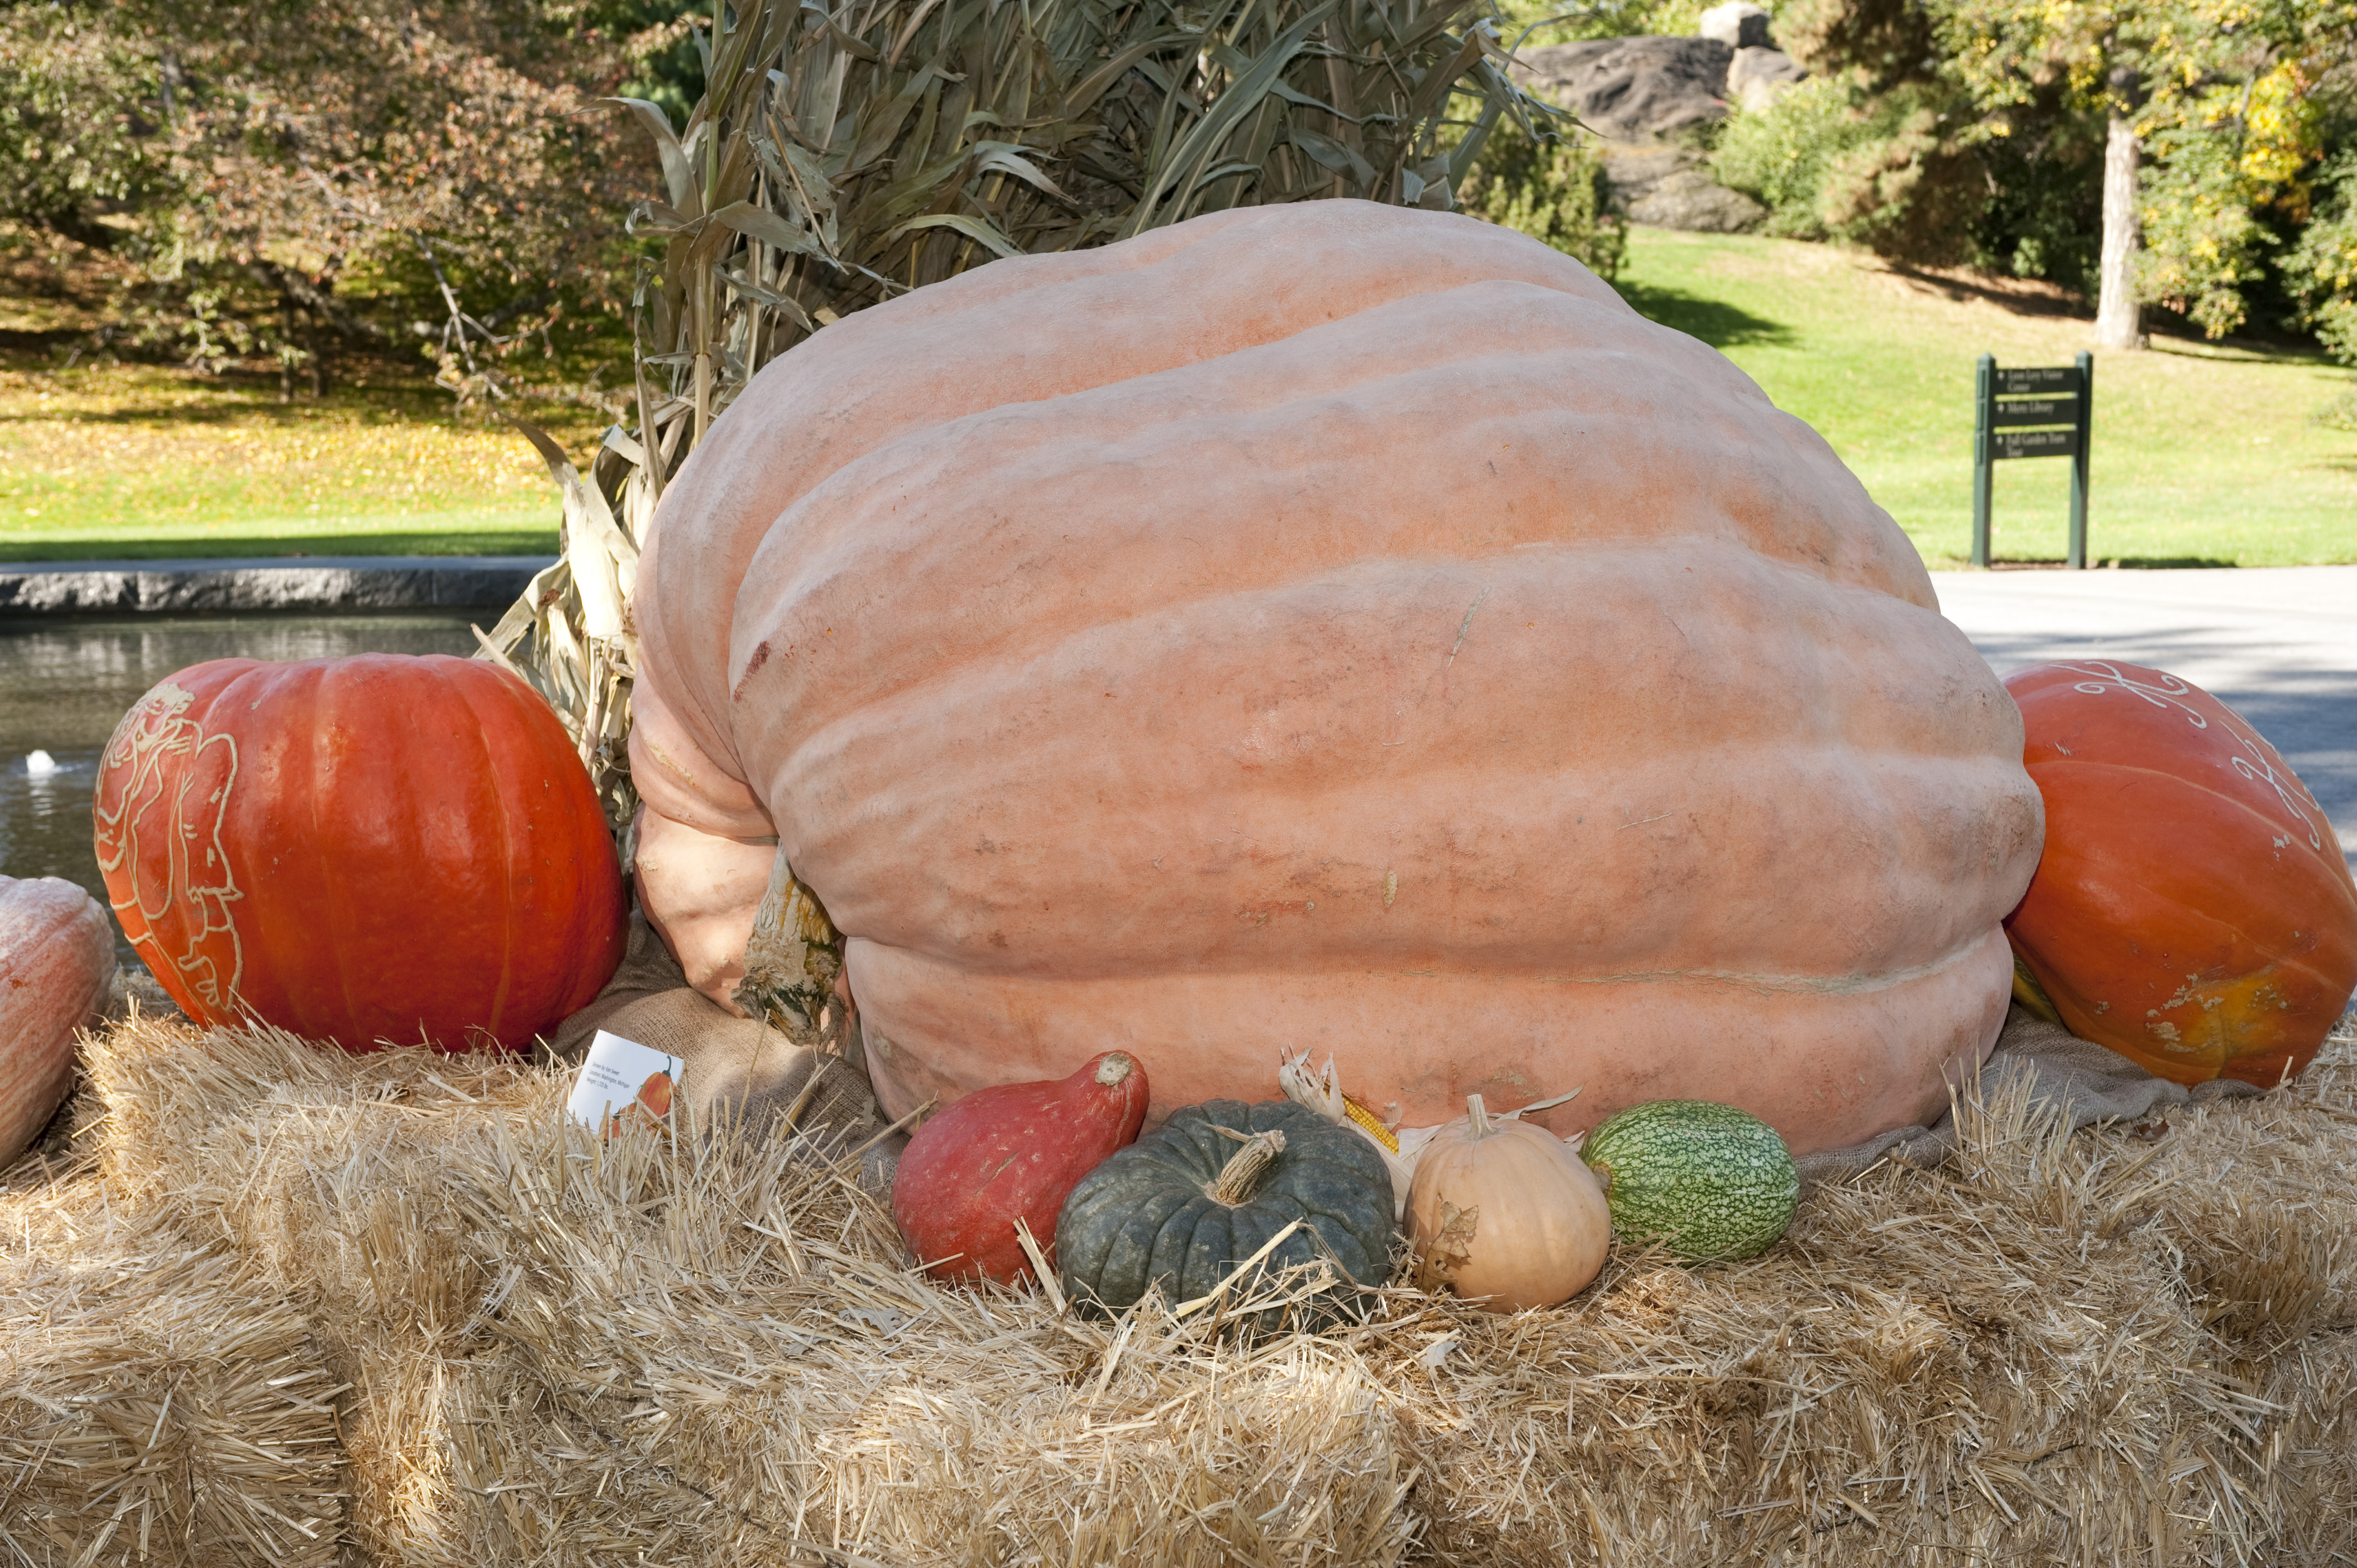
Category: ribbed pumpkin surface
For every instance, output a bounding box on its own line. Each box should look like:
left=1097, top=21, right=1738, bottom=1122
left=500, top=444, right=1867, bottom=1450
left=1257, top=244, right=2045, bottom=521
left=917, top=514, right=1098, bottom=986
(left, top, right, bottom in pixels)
left=627, top=199, right=2042, bottom=1156
left=0, top=875, right=115, bottom=1164
left=93, top=654, right=626, bottom=1053
left=1055, top=1098, right=1393, bottom=1313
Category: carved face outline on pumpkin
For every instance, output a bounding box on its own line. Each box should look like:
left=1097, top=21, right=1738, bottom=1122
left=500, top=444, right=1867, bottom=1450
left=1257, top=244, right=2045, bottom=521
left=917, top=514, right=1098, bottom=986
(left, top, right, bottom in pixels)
left=92, top=682, right=248, bottom=1014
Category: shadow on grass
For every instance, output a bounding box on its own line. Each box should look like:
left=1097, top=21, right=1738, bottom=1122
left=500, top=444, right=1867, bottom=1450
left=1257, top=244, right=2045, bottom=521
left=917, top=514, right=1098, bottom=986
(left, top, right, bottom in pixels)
left=0, top=383, right=532, bottom=431
left=0, top=349, right=604, bottom=441
left=0, top=531, right=559, bottom=563
left=1610, top=281, right=1795, bottom=350
left=1880, top=265, right=2091, bottom=320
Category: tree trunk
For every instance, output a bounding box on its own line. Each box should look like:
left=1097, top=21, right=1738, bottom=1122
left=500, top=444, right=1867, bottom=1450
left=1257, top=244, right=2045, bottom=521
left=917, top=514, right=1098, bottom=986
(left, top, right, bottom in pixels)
left=2094, top=110, right=2143, bottom=351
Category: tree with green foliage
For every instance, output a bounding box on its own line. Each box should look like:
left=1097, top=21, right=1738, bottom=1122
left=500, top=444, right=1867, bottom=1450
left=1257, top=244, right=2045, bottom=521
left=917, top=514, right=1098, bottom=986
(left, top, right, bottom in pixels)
left=1933, top=0, right=2357, bottom=350
left=1924, top=0, right=2158, bottom=347
left=1720, top=0, right=2357, bottom=369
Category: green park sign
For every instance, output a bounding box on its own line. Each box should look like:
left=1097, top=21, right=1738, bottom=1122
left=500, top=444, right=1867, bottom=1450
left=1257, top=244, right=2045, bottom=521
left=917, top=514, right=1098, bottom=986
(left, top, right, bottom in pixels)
left=1971, top=353, right=2094, bottom=569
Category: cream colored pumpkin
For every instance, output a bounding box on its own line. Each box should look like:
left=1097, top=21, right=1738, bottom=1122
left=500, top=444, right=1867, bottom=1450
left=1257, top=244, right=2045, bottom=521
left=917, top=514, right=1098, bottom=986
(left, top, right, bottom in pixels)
left=1408, top=1095, right=1612, bottom=1312
left=626, top=198, right=2042, bottom=1158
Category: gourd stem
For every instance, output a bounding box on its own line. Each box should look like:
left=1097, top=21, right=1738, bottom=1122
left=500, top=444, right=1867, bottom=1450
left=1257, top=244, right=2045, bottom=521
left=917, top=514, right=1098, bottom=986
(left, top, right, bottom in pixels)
left=1466, top=1093, right=1493, bottom=1140
left=1208, top=1128, right=1286, bottom=1205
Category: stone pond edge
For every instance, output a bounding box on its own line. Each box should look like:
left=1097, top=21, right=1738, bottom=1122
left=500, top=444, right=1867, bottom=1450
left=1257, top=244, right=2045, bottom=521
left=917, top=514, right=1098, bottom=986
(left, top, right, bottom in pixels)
left=0, top=557, right=558, bottom=616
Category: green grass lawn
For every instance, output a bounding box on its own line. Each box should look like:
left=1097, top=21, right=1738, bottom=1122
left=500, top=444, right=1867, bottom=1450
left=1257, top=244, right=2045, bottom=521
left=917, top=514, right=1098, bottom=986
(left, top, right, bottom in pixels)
left=1610, top=226, right=2357, bottom=569
left=0, top=361, right=585, bottom=561
left=4, top=226, right=2350, bottom=566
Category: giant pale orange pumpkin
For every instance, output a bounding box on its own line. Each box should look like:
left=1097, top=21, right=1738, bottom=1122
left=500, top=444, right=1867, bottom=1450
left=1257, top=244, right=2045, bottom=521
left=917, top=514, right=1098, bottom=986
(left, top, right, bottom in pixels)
left=625, top=199, right=2044, bottom=1157
left=0, top=875, right=115, bottom=1165
left=2004, top=660, right=2357, bottom=1086
left=92, top=654, right=626, bottom=1053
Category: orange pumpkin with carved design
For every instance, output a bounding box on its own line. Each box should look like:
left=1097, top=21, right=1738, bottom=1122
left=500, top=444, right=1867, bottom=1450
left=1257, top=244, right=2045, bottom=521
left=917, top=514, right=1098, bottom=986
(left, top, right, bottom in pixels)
left=92, top=654, right=627, bottom=1053
left=2003, top=661, right=2357, bottom=1086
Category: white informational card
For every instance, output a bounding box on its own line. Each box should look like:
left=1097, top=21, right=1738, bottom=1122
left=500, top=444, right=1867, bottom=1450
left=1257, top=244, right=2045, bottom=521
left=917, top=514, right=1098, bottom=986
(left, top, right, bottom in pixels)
left=567, top=1029, right=682, bottom=1136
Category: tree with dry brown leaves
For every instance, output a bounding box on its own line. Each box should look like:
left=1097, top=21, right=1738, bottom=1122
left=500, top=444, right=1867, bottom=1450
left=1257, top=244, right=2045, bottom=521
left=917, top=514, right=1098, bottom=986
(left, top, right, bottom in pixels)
left=0, top=0, right=681, bottom=395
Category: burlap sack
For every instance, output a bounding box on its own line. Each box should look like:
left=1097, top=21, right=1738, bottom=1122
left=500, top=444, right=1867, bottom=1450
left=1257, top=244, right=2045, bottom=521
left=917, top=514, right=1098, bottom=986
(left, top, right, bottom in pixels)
left=549, top=916, right=889, bottom=1177
left=1795, top=1003, right=2269, bottom=1186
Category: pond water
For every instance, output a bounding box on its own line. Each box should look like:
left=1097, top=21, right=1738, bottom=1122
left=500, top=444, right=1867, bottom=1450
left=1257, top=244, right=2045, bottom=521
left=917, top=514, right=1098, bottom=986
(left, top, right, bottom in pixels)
left=0, top=613, right=479, bottom=962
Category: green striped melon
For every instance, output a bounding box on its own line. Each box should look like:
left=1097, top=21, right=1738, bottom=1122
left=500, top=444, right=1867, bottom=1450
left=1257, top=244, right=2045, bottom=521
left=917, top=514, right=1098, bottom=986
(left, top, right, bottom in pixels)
left=1580, top=1101, right=1798, bottom=1261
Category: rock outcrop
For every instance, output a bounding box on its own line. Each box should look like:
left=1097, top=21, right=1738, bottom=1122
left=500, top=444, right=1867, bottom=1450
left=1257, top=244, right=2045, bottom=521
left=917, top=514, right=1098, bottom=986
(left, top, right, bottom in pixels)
left=1625, top=166, right=1769, bottom=233
left=1728, top=44, right=1808, bottom=113
left=1698, top=1, right=1773, bottom=50
left=1510, top=19, right=1805, bottom=234
left=1600, top=148, right=1767, bottom=232
left=1515, top=37, right=1735, bottom=144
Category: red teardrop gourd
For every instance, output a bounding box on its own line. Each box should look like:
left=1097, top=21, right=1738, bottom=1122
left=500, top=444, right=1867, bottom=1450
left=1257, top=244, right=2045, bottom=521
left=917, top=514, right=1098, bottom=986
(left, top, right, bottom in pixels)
left=2003, top=660, right=2357, bottom=1086
left=892, top=1050, right=1150, bottom=1285
left=1, top=875, right=116, bottom=1166
left=625, top=199, right=2043, bottom=1158
left=92, top=654, right=628, bottom=1054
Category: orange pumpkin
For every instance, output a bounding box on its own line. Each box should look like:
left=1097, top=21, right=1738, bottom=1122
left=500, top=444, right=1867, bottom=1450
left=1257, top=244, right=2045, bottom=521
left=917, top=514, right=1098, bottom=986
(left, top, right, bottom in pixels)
left=2004, top=660, right=2357, bottom=1086
left=0, top=875, right=115, bottom=1165
left=626, top=199, right=2044, bottom=1157
left=93, top=654, right=626, bottom=1053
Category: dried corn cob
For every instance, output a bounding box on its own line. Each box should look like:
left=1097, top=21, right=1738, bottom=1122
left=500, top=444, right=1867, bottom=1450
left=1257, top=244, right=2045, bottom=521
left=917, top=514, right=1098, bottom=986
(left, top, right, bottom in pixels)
left=1279, top=1050, right=1422, bottom=1216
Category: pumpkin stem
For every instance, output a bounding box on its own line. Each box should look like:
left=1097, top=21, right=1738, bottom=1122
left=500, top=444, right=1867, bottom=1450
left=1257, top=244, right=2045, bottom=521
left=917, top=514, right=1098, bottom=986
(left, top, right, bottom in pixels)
left=1208, top=1128, right=1286, bottom=1205
left=1465, top=1093, right=1494, bottom=1140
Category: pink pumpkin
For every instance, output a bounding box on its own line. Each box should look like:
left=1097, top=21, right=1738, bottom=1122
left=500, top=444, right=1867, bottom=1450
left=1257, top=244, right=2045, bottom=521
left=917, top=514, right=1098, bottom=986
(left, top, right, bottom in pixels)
left=1, top=876, right=116, bottom=1165
left=625, top=200, right=2042, bottom=1157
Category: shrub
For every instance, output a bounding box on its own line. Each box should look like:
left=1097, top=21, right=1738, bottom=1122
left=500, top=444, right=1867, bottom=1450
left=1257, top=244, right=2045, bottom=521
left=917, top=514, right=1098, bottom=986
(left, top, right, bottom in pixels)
left=1457, top=117, right=1628, bottom=280
left=1969, top=116, right=2104, bottom=295
left=2287, top=151, right=2357, bottom=357
left=1712, top=76, right=1987, bottom=264
left=2288, top=148, right=2357, bottom=427
left=1815, top=90, right=1988, bottom=266
left=0, top=0, right=653, bottom=399
left=1710, top=77, right=1870, bottom=240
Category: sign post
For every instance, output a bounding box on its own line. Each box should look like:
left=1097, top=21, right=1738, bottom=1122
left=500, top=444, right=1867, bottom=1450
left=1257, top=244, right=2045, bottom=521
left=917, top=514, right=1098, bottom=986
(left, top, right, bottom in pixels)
left=1970, top=350, right=2093, bottom=568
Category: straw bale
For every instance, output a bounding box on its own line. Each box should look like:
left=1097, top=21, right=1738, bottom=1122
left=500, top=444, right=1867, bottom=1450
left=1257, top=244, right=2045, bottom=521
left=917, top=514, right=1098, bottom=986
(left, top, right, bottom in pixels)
left=1379, top=1070, right=2286, bottom=1565
left=2258, top=1323, right=2357, bottom=1564
left=0, top=1185, right=344, bottom=1566
left=16, top=1007, right=2356, bottom=1566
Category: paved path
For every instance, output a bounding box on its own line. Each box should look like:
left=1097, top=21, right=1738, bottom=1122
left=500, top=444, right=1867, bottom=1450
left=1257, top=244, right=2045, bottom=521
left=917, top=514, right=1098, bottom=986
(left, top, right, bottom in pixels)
left=1934, top=566, right=2356, bottom=869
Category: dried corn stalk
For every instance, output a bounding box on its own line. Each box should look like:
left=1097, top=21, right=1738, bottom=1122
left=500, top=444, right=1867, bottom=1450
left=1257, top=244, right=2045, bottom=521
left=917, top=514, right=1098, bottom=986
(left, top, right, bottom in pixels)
left=470, top=419, right=645, bottom=852
left=474, top=0, right=1564, bottom=879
